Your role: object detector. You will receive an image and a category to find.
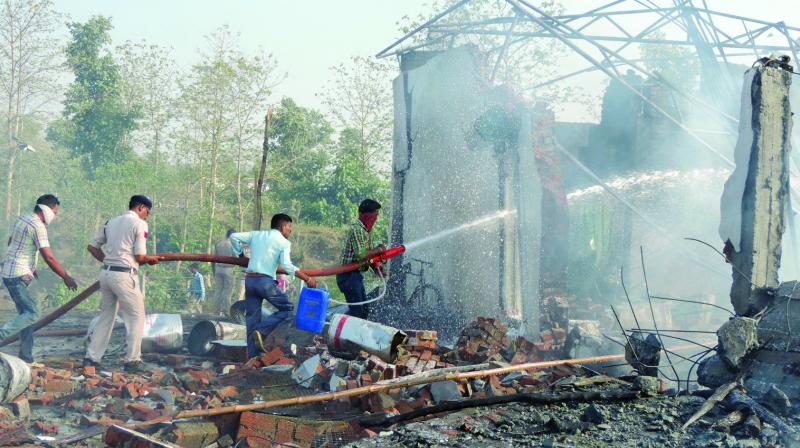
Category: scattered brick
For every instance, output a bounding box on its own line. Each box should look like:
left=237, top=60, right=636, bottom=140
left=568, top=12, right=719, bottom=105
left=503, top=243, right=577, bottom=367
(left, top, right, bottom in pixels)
left=33, top=421, right=59, bottom=435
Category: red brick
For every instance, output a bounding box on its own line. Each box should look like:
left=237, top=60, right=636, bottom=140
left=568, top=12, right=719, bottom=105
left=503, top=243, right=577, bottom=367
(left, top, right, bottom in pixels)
left=187, top=370, right=210, bottom=385
left=359, top=428, right=378, bottom=438
left=33, top=421, right=59, bottom=435
left=418, top=388, right=433, bottom=402
left=44, top=380, right=75, bottom=394
left=245, top=436, right=273, bottom=448
left=28, top=393, right=55, bottom=406
left=240, top=412, right=277, bottom=435
left=217, top=385, right=238, bottom=400
left=123, top=383, right=139, bottom=399
left=107, top=388, right=122, bottom=398
left=395, top=400, right=414, bottom=414
left=126, top=403, right=160, bottom=421
left=294, top=423, right=316, bottom=445
left=275, top=419, right=294, bottom=443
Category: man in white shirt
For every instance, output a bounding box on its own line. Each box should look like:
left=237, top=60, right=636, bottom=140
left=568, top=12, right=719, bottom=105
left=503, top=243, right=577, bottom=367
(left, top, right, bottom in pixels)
left=83, top=195, right=161, bottom=373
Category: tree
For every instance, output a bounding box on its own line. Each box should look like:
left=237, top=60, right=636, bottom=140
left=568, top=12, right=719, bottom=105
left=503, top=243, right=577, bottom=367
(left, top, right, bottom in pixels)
left=226, top=50, right=282, bottom=230
left=117, top=41, right=178, bottom=253
left=640, top=31, right=699, bottom=90
left=48, top=16, right=138, bottom=173
left=267, top=97, right=334, bottom=223
left=327, top=128, right=390, bottom=225
left=176, top=26, right=280, bottom=251
left=319, top=56, right=393, bottom=172
left=0, top=0, right=64, bottom=224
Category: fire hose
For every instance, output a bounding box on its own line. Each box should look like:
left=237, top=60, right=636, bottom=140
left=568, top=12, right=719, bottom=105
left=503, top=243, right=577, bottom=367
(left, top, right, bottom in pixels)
left=0, top=246, right=407, bottom=349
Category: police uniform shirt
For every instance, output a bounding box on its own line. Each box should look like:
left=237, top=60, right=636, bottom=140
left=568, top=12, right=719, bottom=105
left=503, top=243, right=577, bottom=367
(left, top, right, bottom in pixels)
left=89, top=211, right=149, bottom=269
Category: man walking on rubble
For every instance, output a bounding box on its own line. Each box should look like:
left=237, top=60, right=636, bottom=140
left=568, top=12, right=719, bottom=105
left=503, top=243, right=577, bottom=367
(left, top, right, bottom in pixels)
left=0, top=194, right=77, bottom=363
left=83, top=195, right=161, bottom=373
left=337, top=199, right=386, bottom=319
left=212, top=229, right=236, bottom=315
left=230, top=213, right=318, bottom=359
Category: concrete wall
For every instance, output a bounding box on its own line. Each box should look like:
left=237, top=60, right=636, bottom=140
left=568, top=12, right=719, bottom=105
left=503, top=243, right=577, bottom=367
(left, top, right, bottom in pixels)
left=388, top=47, right=541, bottom=338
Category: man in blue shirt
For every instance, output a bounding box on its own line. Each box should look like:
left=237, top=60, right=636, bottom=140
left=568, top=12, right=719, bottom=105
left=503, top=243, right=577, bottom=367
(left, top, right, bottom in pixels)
left=230, top=213, right=318, bottom=358
left=188, top=263, right=205, bottom=314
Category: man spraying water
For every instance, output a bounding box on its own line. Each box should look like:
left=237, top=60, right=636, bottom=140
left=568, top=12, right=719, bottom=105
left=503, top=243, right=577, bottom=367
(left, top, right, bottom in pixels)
left=337, top=199, right=386, bottom=319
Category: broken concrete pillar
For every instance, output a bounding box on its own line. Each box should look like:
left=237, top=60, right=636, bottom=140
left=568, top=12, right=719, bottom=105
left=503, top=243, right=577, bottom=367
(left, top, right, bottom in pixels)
left=719, top=65, right=793, bottom=315
left=717, top=316, right=759, bottom=367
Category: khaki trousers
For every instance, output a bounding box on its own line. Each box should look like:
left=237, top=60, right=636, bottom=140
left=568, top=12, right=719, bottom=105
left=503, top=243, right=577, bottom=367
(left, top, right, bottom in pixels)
left=86, top=270, right=145, bottom=363
left=213, top=270, right=235, bottom=313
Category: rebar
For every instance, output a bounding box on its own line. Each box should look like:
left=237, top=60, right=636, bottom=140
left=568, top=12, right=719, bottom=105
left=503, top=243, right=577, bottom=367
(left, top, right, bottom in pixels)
left=649, top=294, right=734, bottom=315
left=640, top=246, right=681, bottom=394
left=620, top=265, right=642, bottom=331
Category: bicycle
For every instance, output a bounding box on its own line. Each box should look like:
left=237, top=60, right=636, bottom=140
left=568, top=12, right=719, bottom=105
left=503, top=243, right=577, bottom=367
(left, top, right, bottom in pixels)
left=402, top=258, right=446, bottom=330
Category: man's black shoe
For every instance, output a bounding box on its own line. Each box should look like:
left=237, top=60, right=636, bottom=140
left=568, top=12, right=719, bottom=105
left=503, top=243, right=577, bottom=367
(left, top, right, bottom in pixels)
left=82, top=358, right=100, bottom=368
left=123, top=361, right=146, bottom=373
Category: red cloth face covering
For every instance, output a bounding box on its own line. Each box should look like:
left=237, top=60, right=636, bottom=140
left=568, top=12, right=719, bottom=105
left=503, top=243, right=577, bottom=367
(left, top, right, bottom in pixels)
left=360, top=213, right=378, bottom=231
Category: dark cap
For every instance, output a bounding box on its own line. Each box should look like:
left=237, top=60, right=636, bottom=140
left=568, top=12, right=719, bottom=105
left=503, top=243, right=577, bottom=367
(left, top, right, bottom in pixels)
left=129, top=195, right=153, bottom=210
left=358, top=199, right=382, bottom=214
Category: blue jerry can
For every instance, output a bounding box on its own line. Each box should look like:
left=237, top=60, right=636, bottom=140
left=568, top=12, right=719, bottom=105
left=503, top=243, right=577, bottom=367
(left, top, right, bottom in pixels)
left=295, top=287, right=330, bottom=333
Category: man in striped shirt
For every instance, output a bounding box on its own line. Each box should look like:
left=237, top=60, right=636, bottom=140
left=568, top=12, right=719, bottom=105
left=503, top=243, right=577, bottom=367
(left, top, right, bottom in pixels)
left=336, top=199, right=385, bottom=319
left=0, top=194, right=77, bottom=363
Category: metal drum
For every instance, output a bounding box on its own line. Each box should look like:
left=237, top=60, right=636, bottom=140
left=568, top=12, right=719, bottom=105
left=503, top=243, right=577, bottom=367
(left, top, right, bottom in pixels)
left=188, top=320, right=247, bottom=356
left=141, top=314, right=183, bottom=353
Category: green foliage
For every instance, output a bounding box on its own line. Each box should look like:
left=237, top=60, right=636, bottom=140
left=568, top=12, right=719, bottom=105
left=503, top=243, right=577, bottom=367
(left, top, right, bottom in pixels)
left=48, top=16, right=138, bottom=174
left=2, top=19, right=393, bottom=313
left=640, top=31, right=700, bottom=90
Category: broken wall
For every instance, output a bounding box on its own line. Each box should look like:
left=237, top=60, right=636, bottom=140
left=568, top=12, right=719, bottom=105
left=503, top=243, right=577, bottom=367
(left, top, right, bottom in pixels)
left=387, top=47, right=541, bottom=338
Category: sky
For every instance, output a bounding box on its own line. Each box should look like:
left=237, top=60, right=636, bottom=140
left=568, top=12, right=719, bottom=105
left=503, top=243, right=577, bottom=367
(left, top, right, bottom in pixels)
left=54, top=0, right=430, bottom=112
left=54, top=0, right=797, bottom=122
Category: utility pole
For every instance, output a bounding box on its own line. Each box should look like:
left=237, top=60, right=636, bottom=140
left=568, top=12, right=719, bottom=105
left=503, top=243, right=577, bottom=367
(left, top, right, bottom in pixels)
left=254, top=107, right=273, bottom=230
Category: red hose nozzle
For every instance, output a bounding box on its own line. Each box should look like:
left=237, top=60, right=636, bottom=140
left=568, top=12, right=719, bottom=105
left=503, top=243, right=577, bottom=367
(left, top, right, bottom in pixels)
left=369, top=245, right=406, bottom=266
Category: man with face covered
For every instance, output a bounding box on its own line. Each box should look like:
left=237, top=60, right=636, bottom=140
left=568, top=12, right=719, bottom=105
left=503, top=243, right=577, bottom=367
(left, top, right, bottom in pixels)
left=0, top=194, right=77, bottom=363
left=337, top=199, right=385, bottom=319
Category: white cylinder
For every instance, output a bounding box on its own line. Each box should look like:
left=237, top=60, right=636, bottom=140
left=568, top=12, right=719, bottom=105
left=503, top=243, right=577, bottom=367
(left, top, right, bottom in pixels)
left=0, top=353, right=31, bottom=403
left=326, top=314, right=407, bottom=363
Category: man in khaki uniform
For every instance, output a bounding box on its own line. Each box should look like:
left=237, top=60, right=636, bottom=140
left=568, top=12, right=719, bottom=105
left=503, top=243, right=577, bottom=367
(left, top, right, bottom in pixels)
left=212, top=229, right=236, bottom=315
left=83, top=195, right=161, bottom=372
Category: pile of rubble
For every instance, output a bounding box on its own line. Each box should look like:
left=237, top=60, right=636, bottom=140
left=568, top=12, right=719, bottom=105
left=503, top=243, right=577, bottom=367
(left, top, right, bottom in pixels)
left=0, top=311, right=793, bottom=447
left=0, top=315, right=584, bottom=447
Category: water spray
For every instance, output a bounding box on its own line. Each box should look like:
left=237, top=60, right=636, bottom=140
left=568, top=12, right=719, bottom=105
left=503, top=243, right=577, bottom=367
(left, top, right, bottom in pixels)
left=323, top=209, right=516, bottom=309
